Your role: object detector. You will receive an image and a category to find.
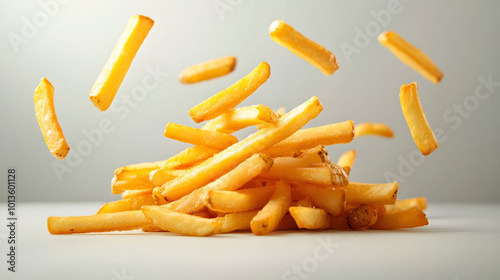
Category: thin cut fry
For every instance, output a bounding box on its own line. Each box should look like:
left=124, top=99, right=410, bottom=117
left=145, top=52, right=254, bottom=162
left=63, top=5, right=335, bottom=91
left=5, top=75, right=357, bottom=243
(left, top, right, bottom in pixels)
left=347, top=204, right=378, bottom=231
left=250, top=181, right=292, bottom=235
left=337, top=150, right=356, bottom=168
left=34, top=77, right=70, bottom=160
left=293, top=184, right=345, bottom=216
left=97, top=195, right=156, bottom=214
left=189, top=61, right=271, bottom=123
left=179, top=56, right=236, bottom=84
left=378, top=31, right=443, bottom=84
left=89, top=15, right=154, bottom=111
left=345, top=182, right=399, bottom=205
left=47, top=210, right=150, bottom=234
left=355, top=123, right=394, bottom=138
left=206, top=186, right=274, bottom=213
left=289, top=206, right=330, bottom=230
left=370, top=209, right=428, bottom=230
left=163, top=122, right=238, bottom=150
left=269, top=20, right=339, bottom=76
left=201, top=105, right=278, bottom=133
left=400, top=82, right=438, bottom=156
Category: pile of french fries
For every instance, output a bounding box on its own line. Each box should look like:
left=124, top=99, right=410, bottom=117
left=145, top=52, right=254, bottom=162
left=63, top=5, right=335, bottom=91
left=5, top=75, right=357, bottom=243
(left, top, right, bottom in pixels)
left=42, top=15, right=443, bottom=236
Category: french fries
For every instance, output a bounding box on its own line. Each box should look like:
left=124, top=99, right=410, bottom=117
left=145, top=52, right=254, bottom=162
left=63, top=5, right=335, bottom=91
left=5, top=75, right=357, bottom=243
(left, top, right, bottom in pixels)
left=89, top=15, right=154, bottom=111
left=345, top=182, right=399, bottom=205
left=250, top=181, right=292, bottom=235
left=34, top=77, right=70, bottom=159
left=97, top=195, right=156, bottom=214
left=289, top=207, right=330, bottom=230
left=400, top=82, right=439, bottom=156
left=347, top=204, right=378, bottom=231
left=201, top=105, right=278, bottom=133
left=337, top=149, right=356, bottom=168
left=258, top=164, right=349, bottom=187
left=189, top=61, right=271, bottom=123
left=378, top=31, right=443, bottom=84
left=206, top=186, right=274, bottom=213
left=179, top=56, right=236, bottom=84
left=269, top=20, right=339, bottom=76
left=354, top=123, right=394, bottom=138
left=370, top=209, right=428, bottom=230
left=163, top=122, right=238, bottom=150
left=293, top=184, right=345, bottom=216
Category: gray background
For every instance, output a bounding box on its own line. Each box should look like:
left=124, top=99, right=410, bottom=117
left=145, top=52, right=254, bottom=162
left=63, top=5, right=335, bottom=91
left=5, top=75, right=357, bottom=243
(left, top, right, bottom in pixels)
left=0, top=0, right=498, bottom=203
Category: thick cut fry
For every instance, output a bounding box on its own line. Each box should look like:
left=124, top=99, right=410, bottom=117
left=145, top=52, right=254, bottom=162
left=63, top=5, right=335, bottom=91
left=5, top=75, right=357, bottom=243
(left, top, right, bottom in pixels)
left=293, top=184, right=345, bottom=216
left=264, top=120, right=354, bottom=157
left=206, top=186, right=274, bottom=213
left=189, top=61, right=271, bottom=123
left=163, top=122, right=238, bottom=150
left=400, top=82, right=438, bottom=156
left=354, top=123, right=394, bottom=138
left=337, top=149, right=356, bottom=168
left=34, top=77, right=70, bottom=159
left=155, top=96, right=322, bottom=202
left=345, top=182, right=399, bottom=205
left=89, top=15, right=154, bottom=111
left=179, top=56, right=236, bottom=84
left=47, top=210, right=150, bottom=234
left=269, top=20, right=339, bottom=76
left=370, top=209, right=428, bottom=230
left=111, top=160, right=165, bottom=194
left=251, top=181, right=292, bottom=235
left=201, top=105, right=278, bottom=133
left=121, top=189, right=152, bottom=199
left=347, top=204, right=378, bottom=231
left=142, top=206, right=222, bottom=236
left=258, top=164, right=349, bottom=186
left=378, top=31, right=443, bottom=84
left=289, top=207, right=330, bottom=230
left=293, top=196, right=315, bottom=207
left=217, top=210, right=259, bottom=233
left=391, top=197, right=427, bottom=213
left=97, top=195, right=156, bottom=214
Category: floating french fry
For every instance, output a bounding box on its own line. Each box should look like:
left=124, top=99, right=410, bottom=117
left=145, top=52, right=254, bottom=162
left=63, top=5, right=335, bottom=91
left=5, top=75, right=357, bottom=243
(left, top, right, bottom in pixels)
left=202, top=105, right=278, bottom=133
left=355, top=123, right=394, bottom=138
left=163, top=122, right=238, bottom=150
left=179, top=56, right=236, bottom=84
left=337, top=149, right=356, bottom=168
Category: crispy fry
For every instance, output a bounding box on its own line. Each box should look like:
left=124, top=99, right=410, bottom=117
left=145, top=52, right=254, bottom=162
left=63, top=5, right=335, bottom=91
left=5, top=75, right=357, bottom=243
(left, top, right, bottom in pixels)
left=142, top=206, right=222, bottom=236
left=391, top=197, right=428, bottom=213
left=347, top=204, right=378, bottom=231
left=400, top=82, right=438, bottom=156
left=345, top=182, right=399, bottom=205
left=189, top=61, right=271, bottom=123
left=292, top=196, right=315, bottom=207
left=121, top=189, right=152, bottom=199
left=142, top=224, right=166, bottom=232
left=206, top=186, right=274, bottom=213
left=273, top=145, right=331, bottom=168
left=97, top=195, right=156, bottom=214
left=161, top=145, right=221, bottom=170
left=155, top=96, right=322, bottom=202
left=34, top=77, right=70, bottom=159
left=47, top=210, right=150, bottom=234
left=111, top=160, right=165, bottom=194
left=258, top=164, right=349, bottom=186
left=370, top=209, right=428, bottom=230
left=337, top=149, right=356, bottom=168
left=264, top=120, right=354, bottom=157
left=289, top=207, right=330, bottom=230
left=201, top=105, right=278, bottom=133
left=378, top=31, right=443, bottom=84
left=269, top=20, right=339, bottom=76
left=293, top=184, right=345, bottom=216
left=250, top=181, right=292, bottom=235
left=217, top=210, right=259, bottom=233
left=89, top=15, right=154, bottom=111
left=355, top=122, right=394, bottom=138
left=163, top=122, right=238, bottom=150
left=179, top=56, right=236, bottom=84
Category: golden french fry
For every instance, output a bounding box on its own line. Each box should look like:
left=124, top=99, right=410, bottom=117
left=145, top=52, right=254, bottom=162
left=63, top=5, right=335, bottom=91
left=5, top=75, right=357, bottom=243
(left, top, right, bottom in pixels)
left=250, top=181, right=292, bottom=235
left=293, top=184, right=345, bottom=216
left=201, top=105, right=278, bottom=133
left=289, top=206, right=330, bottom=230
left=47, top=210, right=150, bottom=234
left=217, top=210, right=259, bottom=233
left=111, top=160, right=165, bottom=194
left=142, top=206, right=222, bottom=236
left=337, top=149, right=356, bottom=168
left=89, top=15, right=154, bottom=111
left=179, top=56, right=236, bottom=84
left=347, top=204, right=378, bottom=231
left=258, top=164, right=349, bottom=186
left=400, top=82, right=438, bottom=156
left=121, top=189, right=152, bottom=199
left=34, top=77, right=70, bottom=159
left=155, top=96, right=322, bottom=202
left=345, top=182, right=399, bottom=205
left=355, top=123, right=394, bottom=138
left=390, top=197, right=427, bottom=213
left=370, top=209, right=428, bottom=230
left=269, top=20, right=339, bottom=76
left=378, top=31, right=443, bottom=84
left=142, top=224, right=166, bottom=232
left=97, top=195, right=156, bottom=214
left=273, top=145, right=330, bottom=168
left=163, top=122, right=238, bottom=150
left=161, top=145, right=221, bottom=170
left=292, top=196, right=315, bottom=208
left=264, top=120, right=354, bottom=157
left=206, top=186, right=274, bottom=213
left=189, top=61, right=271, bottom=123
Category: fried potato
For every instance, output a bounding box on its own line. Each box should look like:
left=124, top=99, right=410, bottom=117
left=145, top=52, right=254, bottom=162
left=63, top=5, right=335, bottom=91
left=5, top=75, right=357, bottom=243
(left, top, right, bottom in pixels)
left=292, top=196, right=315, bottom=207
left=400, top=82, right=438, bottom=156
left=163, top=122, right=238, bottom=150
left=201, top=105, right=278, bottom=133
left=206, top=186, right=274, bottom=213
left=347, top=204, right=378, bottom=231
left=89, top=15, right=154, bottom=111
left=273, top=145, right=330, bottom=168
left=370, top=209, right=428, bottom=230
left=293, top=184, right=345, bottom=216
left=391, top=197, right=427, bottom=213
left=258, top=164, right=349, bottom=186
left=378, top=31, right=443, bottom=84
left=269, top=20, right=339, bottom=76
left=34, top=77, right=70, bottom=159
left=179, top=56, right=236, bottom=84
left=161, top=145, right=221, bottom=170
left=121, top=189, right=152, bottom=199
left=216, top=210, right=259, bottom=233
left=189, top=61, right=271, bottom=123
left=97, top=195, right=156, bottom=214
left=337, top=149, right=356, bottom=168
left=142, top=206, right=222, bottom=236
left=354, top=122, right=394, bottom=138
left=155, top=96, right=322, bottom=202
left=289, top=206, right=330, bottom=230
left=345, top=182, right=399, bottom=205
left=250, top=181, right=292, bottom=235
left=47, top=210, right=150, bottom=234
left=111, top=160, right=165, bottom=194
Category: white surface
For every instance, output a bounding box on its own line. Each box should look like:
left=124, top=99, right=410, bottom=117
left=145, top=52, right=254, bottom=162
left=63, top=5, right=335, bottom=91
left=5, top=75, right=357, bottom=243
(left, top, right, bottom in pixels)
left=1, top=202, right=499, bottom=280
